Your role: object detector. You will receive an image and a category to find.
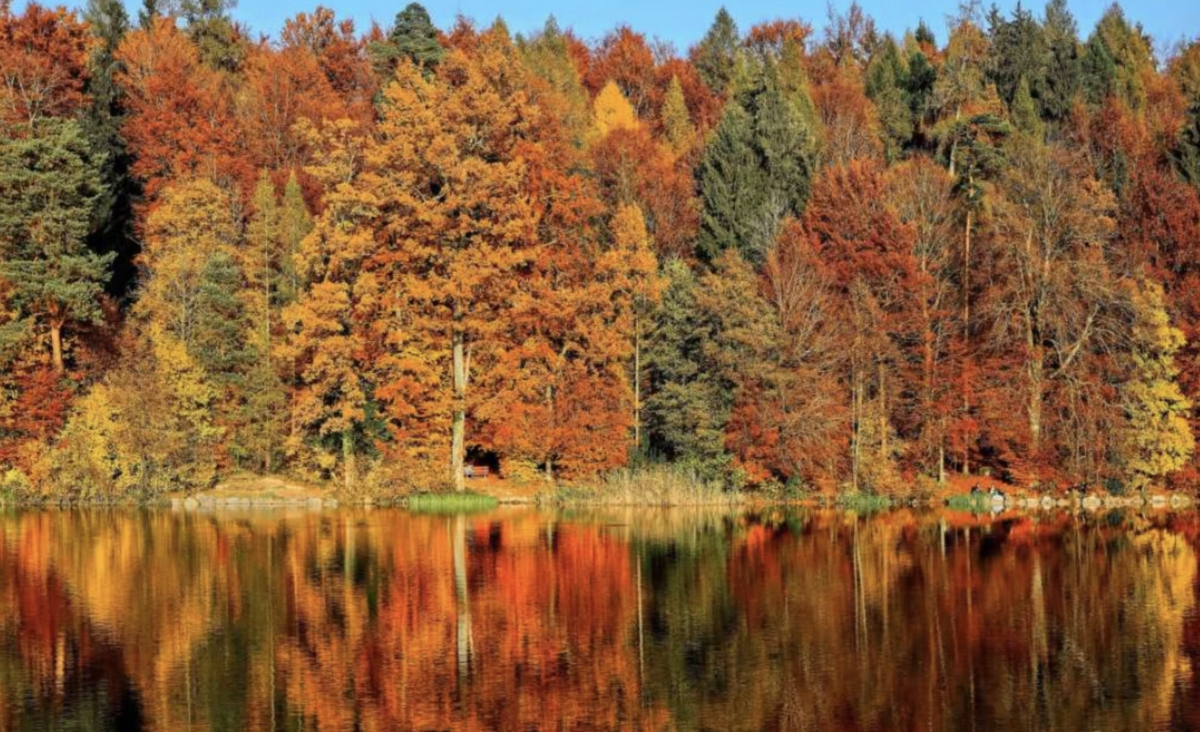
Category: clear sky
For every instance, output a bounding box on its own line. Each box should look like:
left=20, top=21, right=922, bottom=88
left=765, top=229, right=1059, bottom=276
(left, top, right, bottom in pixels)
left=108, top=1, right=1198, bottom=55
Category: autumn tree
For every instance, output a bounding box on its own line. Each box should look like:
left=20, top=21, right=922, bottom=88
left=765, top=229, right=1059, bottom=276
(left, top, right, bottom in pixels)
left=282, top=119, right=374, bottom=489
left=115, top=17, right=244, bottom=204
left=365, top=40, right=540, bottom=491
left=984, top=141, right=1120, bottom=480
left=0, top=3, right=93, bottom=126
left=1121, top=281, right=1194, bottom=490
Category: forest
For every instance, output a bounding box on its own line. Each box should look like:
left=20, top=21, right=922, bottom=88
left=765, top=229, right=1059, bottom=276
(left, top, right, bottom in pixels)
left=2, top=0, right=1200, bottom=498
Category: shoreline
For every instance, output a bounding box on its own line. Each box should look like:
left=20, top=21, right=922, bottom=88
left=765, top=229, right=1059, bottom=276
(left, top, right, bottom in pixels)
left=0, top=492, right=1193, bottom=512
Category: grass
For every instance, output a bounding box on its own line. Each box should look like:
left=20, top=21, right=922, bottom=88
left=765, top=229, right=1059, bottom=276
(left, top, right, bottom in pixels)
left=546, top=466, right=741, bottom=507
left=405, top=491, right=500, bottom=514
left=834, top=493, right=895, bottom=512
left=944, top=493, right=993, bottom=511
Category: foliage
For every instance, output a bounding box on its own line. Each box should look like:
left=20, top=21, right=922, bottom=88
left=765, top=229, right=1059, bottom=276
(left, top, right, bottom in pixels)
left=4, top=0, right=1200, bottom=499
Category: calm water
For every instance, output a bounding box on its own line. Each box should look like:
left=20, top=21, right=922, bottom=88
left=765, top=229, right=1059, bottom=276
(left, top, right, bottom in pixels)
left=1, top=506, right=1199, bottom=731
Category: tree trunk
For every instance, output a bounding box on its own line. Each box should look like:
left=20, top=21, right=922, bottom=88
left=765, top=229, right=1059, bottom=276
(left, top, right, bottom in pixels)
left=451, top=324, right=467, bottom=493
left=545, top=383, right=554, bottom=483
left=342, top=429, right=355, bottom=490
left=961, top=206, right=973, bottom=476
left=634, top=313, right=642, bottom=451
left=50, top=319, right=65, bottom=375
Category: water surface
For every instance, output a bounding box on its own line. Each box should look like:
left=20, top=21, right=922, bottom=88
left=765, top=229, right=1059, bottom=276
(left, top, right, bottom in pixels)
left=2, top=506, right=1199, bottom=731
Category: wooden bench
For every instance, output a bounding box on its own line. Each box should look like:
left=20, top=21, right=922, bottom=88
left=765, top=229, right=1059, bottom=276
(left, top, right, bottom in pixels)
left=464, top=465, right=490, bottom=479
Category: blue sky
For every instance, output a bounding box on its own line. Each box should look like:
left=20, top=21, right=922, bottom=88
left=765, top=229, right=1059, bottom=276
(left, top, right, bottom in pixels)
left=103, top=1, right=1197, bottom=54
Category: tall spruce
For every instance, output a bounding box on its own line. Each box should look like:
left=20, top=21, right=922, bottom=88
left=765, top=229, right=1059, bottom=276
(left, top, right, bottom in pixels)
left=1041, top=0, right=1082, bottom=122
left=83, top=0, right=136, bottom=299
left=693, top=8, right=740, bottom=95
left=697, top=64, right=813, bottom=265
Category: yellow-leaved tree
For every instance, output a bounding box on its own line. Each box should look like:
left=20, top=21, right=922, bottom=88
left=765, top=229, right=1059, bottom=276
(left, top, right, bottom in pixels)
left=281, top=119, right=375, bottom=490
left=1123, top=281, right=1195, bottom=490
left=593, top=80, right=640, bottom=138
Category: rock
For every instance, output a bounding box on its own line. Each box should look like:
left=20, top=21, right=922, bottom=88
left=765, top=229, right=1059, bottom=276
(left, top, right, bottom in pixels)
left=184, top=497, right=199, bottom=510
left=324, top=499, right=339, bottom=509
left=306, top=498, right=324, bottom=508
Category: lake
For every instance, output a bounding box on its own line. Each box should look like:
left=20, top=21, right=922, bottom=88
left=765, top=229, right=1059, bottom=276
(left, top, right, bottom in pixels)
left=1, top=506, right=1198, bottom=731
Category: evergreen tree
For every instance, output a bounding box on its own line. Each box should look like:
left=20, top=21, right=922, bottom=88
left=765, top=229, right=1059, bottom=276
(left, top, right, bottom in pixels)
left=986, top=3, right=1049, bottom=108
left=645, top=259, right=730, bottom=477
left=177, top=0, right=243, bottom=71
left=0, top=120, right=111, bottom=374
left=865, top=36, right=914, bottom=160
left=137, top=0, right=160, bottom=30
left=1082, top=6, right=1153, bottom=109
left=1041, top=0, right=1082, bottom=122
left=693, top=8, right=740, bottom=95
left=697, top=103, right=764, bottom=263
left=83, top=0, right=136, bottom=299
left=661, top=75, right=696, bottom=154
left=1174, top=104, right=1200, bottom=190
left=697, top=66, right=814, bottom=265
left=1010, top=75, right=1044, bottom=139
left=371, top=2, right=444, bottom=74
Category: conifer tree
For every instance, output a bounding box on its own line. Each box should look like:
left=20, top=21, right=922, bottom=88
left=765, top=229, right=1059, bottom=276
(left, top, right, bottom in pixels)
left=661, top=75, right=696, bottom=155
left=371, top=2, right=444, bottom=74
left=1041, top=0, right=1082, bottom=122
left=0, top=120, right=111, bottom=374
left=693, top=8, right=740, bottom=95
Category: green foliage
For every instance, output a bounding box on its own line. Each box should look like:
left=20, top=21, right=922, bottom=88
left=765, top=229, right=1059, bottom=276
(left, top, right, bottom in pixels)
left=697, top=66, right=814, bottom=265
left=1082, top=5, right=1153, bottom=109
left=693, top=7, right=740, bottom=95
left=1041, top=0, right=1083, bottom=122
left=986, top=3, right=1049, bottom=109
left=1010, top=76, right=1045, bottom=139
left=644, top=260, right=732, bottom=479
left=176, top=0, right=243, bottom=71
left=0, top=119, right=112, bottom=369
left=371, top=2, right=445, bottom=74
left=865, top=36, right=915, bottom=159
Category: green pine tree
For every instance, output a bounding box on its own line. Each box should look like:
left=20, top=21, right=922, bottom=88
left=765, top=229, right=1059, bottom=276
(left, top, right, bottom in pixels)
left=865, top=36, right=915, bottom=160
left=1010, top=75, right=1044, bottom=139
left=371, top=2, right=445, bottom=75
left=645, top=259, right=731, bottom=478
left=697, top=65, right=814, bottom=265
left=0, top=120, right=112, bottom=374
left=693, top=8, right=740, bottom=95
left=1041, top=0, right=1083, bottom=122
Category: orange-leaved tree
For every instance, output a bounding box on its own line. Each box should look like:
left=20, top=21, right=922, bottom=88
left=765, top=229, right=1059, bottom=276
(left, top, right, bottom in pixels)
left=365, top=33, right=540, bottom=492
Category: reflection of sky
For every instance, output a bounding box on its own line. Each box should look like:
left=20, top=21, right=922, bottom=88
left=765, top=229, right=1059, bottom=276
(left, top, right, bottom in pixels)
left=98, top=0, right=1200, bottom=56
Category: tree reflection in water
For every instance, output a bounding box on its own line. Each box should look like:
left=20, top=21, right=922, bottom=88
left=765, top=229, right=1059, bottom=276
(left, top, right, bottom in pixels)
left=0, top=507, right=1197, bottom=731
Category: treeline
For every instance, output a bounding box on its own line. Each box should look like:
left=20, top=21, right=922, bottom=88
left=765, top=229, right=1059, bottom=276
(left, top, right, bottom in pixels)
left=2, top=0, right=1200, bottom=497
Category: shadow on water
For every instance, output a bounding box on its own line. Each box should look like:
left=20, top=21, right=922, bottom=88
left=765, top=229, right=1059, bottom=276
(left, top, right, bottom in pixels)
left=1, top=505, right=1199, bottom=731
